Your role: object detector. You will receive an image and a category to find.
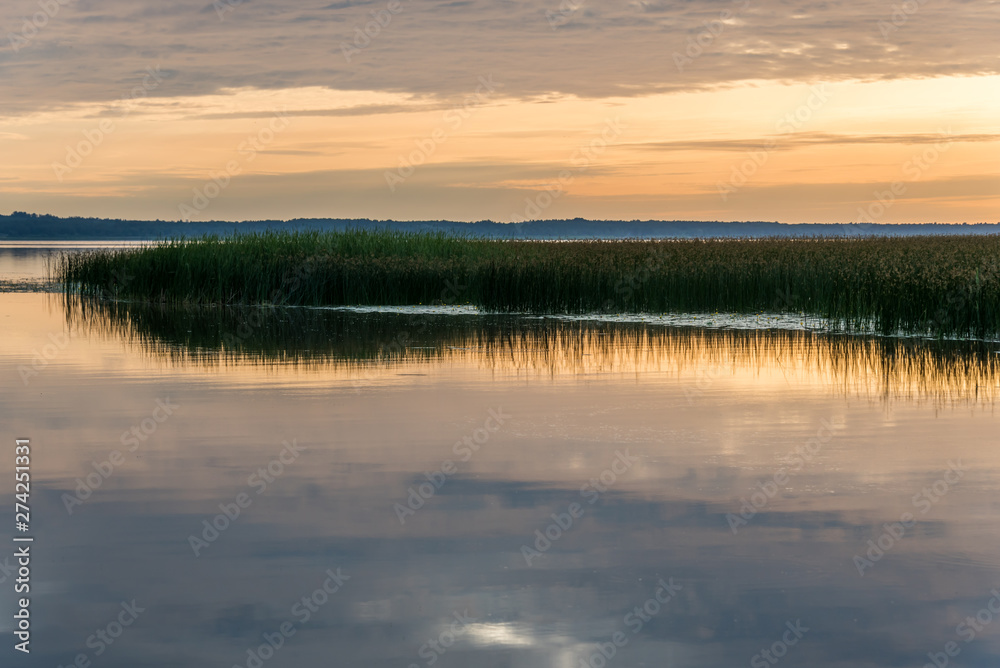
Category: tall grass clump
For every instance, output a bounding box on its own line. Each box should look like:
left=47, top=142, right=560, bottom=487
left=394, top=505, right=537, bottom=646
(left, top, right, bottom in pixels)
left=57, top=230, right=1000, bottom=338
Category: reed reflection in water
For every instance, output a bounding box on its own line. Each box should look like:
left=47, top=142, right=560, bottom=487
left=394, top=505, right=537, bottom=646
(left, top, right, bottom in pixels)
left=64, top=296, right=1000, bottom=407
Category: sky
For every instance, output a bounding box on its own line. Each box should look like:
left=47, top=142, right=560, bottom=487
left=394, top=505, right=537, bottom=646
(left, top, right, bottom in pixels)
left=0, top=0, right=998, bottom=223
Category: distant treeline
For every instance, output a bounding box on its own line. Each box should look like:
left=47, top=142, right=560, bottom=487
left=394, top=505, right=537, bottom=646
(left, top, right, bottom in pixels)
left=3, top=212, right=999, bottom=240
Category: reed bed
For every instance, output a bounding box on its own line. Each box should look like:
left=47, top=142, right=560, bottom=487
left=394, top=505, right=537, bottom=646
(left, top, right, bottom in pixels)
left=56, top=230, right=1000, bottom=337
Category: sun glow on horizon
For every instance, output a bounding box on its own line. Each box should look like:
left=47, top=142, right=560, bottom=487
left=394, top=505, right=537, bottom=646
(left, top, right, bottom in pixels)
left=2, top=75, right=997, bottom=223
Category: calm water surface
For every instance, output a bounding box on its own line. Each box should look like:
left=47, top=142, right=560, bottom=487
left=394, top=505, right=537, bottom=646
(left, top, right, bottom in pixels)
left=2, top=246, right=999, bottom=668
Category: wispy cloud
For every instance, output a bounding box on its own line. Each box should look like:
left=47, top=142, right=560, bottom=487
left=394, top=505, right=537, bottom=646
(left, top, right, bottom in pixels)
left=632, top=132, right=1000, bottom=153
left=1, top=0, right=998, bottom=113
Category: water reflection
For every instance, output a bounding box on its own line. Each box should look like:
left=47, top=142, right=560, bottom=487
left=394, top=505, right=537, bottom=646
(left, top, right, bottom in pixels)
left=2, top=291, right=999, bottom=668
left=66, top=296, right=1000, bottom=407
left=0, top=242, right=147, bottom=290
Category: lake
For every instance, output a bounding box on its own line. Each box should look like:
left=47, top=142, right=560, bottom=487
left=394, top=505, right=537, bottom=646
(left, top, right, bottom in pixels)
left=2, top=243, right=999, bottom=668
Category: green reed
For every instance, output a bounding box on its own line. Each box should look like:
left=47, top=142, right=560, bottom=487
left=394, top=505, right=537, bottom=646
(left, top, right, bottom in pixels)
left=56, top=230, right=1000, bottom=337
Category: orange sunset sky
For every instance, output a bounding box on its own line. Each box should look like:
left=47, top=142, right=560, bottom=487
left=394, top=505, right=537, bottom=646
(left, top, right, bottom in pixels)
left=1, top=0, right=998, bottom=223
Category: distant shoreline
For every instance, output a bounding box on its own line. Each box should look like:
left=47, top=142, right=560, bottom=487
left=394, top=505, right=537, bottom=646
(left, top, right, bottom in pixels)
left=3, top=213, right=999, bottom=241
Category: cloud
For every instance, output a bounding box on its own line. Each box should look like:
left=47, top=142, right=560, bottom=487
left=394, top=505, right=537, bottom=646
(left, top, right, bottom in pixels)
left=1, top=0, right=998, bottom=113
left=191, top=103, right=451, bottom=120
left=631, top=132, right=1000, bottom=153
